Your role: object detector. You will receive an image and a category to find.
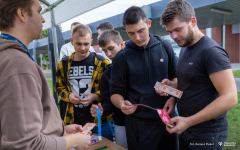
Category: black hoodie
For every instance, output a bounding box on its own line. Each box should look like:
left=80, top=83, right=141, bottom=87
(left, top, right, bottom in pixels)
left=110, top=34, right=178, bottom=120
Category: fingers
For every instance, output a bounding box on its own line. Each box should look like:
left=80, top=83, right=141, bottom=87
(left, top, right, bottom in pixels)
left=81, top=98, right=91, bottom=106
left=91, top=104, right=98, bottom=109
left=166, top=117, right=178, bottom=134
left=124, top=100, right=132, bottom=106
left=87, top=131, right=92, bottom=135
left=121, top=101, right=137, bottom=115
left=163, top=102, right=174, bottom=114
left=161, top=79, right=171, bottom=86
left=168, top=117, right=177, bottom=125
left=90, top=104, right=103, bottom=117
left=155, top=88, right=169, bottom=96
left=74, top=125, right=83, bottom=132
left=98, top=103, right=103, bottom=110
left=167, top=106, right=174, bottom=114
left=90, top=104, right=98, bottom=117
left=123, top=106, right=137, bottom=115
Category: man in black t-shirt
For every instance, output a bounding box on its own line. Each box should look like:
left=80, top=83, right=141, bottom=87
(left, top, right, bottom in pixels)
left=158, top=0, right=238, bottom=150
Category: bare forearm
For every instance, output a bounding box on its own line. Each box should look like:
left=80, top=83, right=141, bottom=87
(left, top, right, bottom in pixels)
left=110, top=94, right=124, bottom=109
left=170, top=78, right=178, bottom=89
left=92, top=93, right=100, bottom=100
left=187, top=94, right=237, bottom=128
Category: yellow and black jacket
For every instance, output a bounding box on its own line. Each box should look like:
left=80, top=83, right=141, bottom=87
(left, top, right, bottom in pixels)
left=55, top=52, right=112, bottom=126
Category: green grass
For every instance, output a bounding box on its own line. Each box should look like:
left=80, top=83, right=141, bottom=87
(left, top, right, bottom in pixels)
left=47, top=79, right=53, bottom=94
left=223, top=93, right=240, bottom=150
left=233, top=70, right=240, bottom=77
left=43, top=69, right=52, bottom=72
left=47, top=79, right=239, bottom=149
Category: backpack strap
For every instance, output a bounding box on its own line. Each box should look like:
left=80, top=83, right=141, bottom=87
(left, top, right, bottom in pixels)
left=62, top=55, right=69, bottom=87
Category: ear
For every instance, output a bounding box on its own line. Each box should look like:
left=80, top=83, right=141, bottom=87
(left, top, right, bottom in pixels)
left=70, top=38, right=73, bottom=45
left=191, top=17, right=197, bottom=27
left=90, top=39, right=93, bottom=44
left=147, top=20, right=152, bottom=29
left=120, top=41, right=125, bottom=49
left=16, top=8, right=27, bottom=23
left=70, top=31, right=72, bottom=35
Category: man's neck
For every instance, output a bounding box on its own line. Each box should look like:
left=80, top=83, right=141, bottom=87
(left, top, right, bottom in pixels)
left=1, top=29, right=31, bottom=47
left=73, top=51, right=90, bottom=61
left=188, top=29, right=204, bottom=47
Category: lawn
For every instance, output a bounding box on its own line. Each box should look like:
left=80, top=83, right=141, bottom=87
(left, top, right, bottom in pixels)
left=47, top=79, right=53, bottom=94
left=47, top=79, right=239, bottom=149
left=224, top=93, right=240, bottom=150
left=233, top=70, right=240, bottom=77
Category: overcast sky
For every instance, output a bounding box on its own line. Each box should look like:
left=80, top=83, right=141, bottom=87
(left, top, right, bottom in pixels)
left=60, top=0, right=161, bottom=32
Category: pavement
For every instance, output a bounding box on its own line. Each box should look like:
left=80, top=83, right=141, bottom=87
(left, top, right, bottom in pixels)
left=43, top=63, right=240, bottom=91
left=231, top=63, right=240, bottom=70
left=231, top=63, right=240, bottom=92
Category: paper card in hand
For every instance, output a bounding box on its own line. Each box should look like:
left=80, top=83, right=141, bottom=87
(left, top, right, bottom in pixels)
left=156, top=109, right=175, bottom=128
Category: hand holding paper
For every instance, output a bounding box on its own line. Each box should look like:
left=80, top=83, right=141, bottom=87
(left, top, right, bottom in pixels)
left=120, top=101, right=137, bottom=115
left=154, top=81, right=183, bottom=99
left=166, top=116, right=191, bottom=134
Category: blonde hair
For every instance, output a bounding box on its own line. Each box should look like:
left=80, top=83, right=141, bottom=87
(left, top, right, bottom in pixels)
left=72, top=24, right=92, bottom=38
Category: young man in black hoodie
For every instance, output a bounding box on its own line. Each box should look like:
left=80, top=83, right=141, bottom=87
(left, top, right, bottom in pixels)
left=90, top=29, right=127, bottom=149
left=110, top=6, right=178, bottom=150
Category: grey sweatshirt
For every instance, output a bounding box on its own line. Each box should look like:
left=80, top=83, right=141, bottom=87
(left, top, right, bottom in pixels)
left=0, top=39, right=66, bottom=150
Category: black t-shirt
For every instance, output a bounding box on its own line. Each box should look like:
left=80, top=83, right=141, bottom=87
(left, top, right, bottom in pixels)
left=68, top=52, right=94, bottom=126
left=176, top=36, right=231, bottom=131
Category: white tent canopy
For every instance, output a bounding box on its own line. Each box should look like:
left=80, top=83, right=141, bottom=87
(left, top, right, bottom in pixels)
left=40, top=0, right=114, bottom=30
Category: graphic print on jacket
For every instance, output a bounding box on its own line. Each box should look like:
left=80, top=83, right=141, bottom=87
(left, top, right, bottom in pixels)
left=69, top=54, right=94, bottom=108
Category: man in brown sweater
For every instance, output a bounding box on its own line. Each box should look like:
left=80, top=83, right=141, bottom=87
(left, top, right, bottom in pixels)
left=0, top=0, right=91, bottom=149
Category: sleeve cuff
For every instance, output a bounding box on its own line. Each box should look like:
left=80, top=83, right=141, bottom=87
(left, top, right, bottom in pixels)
left=54, top=137, right=66, bottom=150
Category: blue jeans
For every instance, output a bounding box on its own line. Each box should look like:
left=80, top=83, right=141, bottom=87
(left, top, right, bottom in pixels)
left=175, top=104, right=179, bottom=116
left=92, top=121, right=113, bottom=141
left=109, top=119, right=115, bottom=138
left=179, top=128, right=228, bottom=150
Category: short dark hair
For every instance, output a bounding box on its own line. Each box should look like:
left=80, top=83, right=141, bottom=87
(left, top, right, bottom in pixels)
left=96, top=21, right=113, bottom=31
left=0, top=0, right=33, bottom=31
left=160, top=0, right=195, bottom=26
left=122, top=6, right=148, bottom=26
left=98, top=30, right=123, bottom=47
left=71, top=22, right=81, bottom=29
left=73, top=24, right=92, bottom=38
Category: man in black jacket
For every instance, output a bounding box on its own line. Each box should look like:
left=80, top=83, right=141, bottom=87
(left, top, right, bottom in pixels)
left=110, top=6, right=178, bottom=150
left=90, top=29, right=127, bottom=149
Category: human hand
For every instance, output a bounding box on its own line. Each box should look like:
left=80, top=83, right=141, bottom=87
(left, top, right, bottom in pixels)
left=166, top=116, right=191, bottom=135
left=74, top=133, right=91, bottom=150
left=155, top=79, right=171, bottom=96
left=163, top=97, right=176, bottom=114
left=65, top=124, right=83, bottom=135
left=90, top=103, right=103, bottom=117
left=120, top=101, right=137, bottom=115
left=80, top=93, right=99, bottom=106
left=69, top=93, right=81, bottom=104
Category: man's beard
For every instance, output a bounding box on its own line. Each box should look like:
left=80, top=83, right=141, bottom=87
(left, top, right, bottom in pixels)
left=180, top=26, right=194, bottom=47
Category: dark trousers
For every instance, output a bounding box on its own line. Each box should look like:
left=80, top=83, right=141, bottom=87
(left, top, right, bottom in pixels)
left=179, top=128, right=228, bottom=150
left=125, top=115, right=178, bottom=150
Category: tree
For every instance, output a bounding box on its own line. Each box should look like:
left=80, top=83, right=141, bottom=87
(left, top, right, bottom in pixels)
left=41, top=29, right=48, bottom=39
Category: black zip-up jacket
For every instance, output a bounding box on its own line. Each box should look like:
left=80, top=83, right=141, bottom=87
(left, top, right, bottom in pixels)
left=110, top=34, right=178, bottom=120
left=101, top=65, right=126, bottom=126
